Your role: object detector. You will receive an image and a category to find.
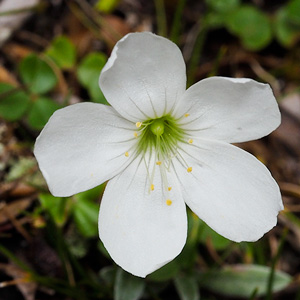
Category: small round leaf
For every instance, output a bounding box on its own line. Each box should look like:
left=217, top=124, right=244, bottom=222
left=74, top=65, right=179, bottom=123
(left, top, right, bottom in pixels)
left=226, top=6, right=272, bottom=50
left=274, top=8, right=300, bottom=47
left=19, top=54, right=57, bottom=94
left=27, top=97, right=61, bottom=129
left=0, top=83, right=30, bottom=121
left=286, top=0, right=300, bottom=25
left=46, top=36, right=77, bottom=69
left=77, top=52, right=108, bottom=104
left=206, top=0, right=240, bottom=13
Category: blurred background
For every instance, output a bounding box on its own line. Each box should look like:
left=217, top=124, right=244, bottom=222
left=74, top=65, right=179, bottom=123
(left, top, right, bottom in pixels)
left=0, top=0, right=300, bottom=299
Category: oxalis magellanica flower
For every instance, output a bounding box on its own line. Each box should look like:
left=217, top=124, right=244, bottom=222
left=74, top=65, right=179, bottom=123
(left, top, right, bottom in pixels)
left=34, top=32, right=283, bottom=277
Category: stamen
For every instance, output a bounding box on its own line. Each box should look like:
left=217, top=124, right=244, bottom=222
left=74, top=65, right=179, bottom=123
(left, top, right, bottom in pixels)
left=166, top=199, right=172, bottom=206
left=125, top=152, right=129, bottom=157
left=136, top=115, right=190, bottom=194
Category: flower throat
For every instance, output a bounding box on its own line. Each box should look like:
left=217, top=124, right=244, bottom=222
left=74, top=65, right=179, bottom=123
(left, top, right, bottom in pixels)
left=129, top=116, right=193, bottom=205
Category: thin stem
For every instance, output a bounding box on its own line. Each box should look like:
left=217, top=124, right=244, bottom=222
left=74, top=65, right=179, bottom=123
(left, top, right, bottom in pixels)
left=265, top=228, right=288, bottom=300
left=154, top=0, right=167, bottom=37
left=170, top=0, right=187, bottom=43
left=187, top=21, right=208, bottom=87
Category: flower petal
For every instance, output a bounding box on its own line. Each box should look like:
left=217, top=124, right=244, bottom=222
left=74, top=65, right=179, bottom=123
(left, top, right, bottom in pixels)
left=175, top=77, right=280, bottom=143
left=99, top=155, right=187, bottom=277
left=34, top=103, right=136, bottom=197
left=173, top=138, right=283, bottom=242
left=99, top=32, right=186, bottom=122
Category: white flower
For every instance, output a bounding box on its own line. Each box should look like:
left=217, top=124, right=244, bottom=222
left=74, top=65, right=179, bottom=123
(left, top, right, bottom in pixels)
left=34, top=32, right=283, bottom=278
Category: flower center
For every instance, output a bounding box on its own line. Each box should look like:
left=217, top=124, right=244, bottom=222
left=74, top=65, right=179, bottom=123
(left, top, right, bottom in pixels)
left=126, top=115, right=193, bottom=205
left=136, top=116, right=185, bottom=161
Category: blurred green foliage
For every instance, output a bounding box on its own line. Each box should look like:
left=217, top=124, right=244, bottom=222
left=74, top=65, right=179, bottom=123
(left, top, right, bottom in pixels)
left=95, top=0, right=121, bottom=13
left=205, top=0, right=300, bottom=50
left=200, top=265, right=292, bottom=297
left=39, top=185, right=104, bottom=237
left=77, top=52, right=108, bottom=104
left=0, top=83, right=30, bottom=121
left=0, top=36, right=108, bottom=130
left=46, top=36, right=77, bottom=69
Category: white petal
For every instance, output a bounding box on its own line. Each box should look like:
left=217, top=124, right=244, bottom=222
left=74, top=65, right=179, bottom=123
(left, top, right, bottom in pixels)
left=34, top=103, right=136, bottom=197
left=175, top=77, right=280, bottom=143
left=99, top=32, right=186, bottom=122
left=173, top=139, right=283, bottom=242
left=99, top=155, right=187, bottom=277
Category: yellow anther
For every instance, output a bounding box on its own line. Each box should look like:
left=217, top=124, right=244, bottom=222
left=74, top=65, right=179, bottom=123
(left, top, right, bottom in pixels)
left=184, top=113, right=190, bottom=117
left=125, top=152, right=129, bottom=157
left=166, top=199, right=172, bottom=206
left=156, top=161, right=162, bottom=165
left=187, top=167, right=192, bottom=173
left=168, top=187, right=172, bottom=191
left=150, top=184, right=154, bottom=191
left=134, top=132, right=138, bottom=138
left=136, top=122, right=142, bottom=128
left=188, top=139, right=193, bottom=144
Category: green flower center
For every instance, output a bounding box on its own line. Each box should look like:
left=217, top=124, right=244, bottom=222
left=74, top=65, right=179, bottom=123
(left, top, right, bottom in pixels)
left=136, top=116, right=185, bottom=159
left=125, top=114, right=193, bottom=206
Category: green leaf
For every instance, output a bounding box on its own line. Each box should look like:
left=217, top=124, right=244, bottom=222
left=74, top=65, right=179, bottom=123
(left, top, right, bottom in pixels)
left=206, top=0, right=240, bottom=13
left=19, top=54, right=57, bottom=94
left=0, top=83, right=30, bottom=121
left=95, top=0, right=121, bottom=13
left=148, top=259, right=180, bottom=282
left=99, top=266, right=117, bottom=287
left=75, top=184, right=105, bottom=202
left=226, top=6, right=272, bottom=50
left=174, top=273, right=200, bottom=300
left=77, top=52, right=108, bottom=104
left=198, top=219, right=231, bottom=250
left=205, top=13, right=226, bottom=28
left=286, top=0, right=300, bottom=25
left=39, top=193, right=70, bottom=227
left=46, top=36, right=77, bottom=69
left=97, top=240, right=111, bottom=259
left=200, top=264, right=292, bottom=297
left=27, top=97, right=60, bottom=129
left=89, top=79, right=108, bottom=104
left=114, top=268, right=145, bottom=300
left=72, top=196, right=99, bottom=238
left=274, top=8, right=300, bottom=47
